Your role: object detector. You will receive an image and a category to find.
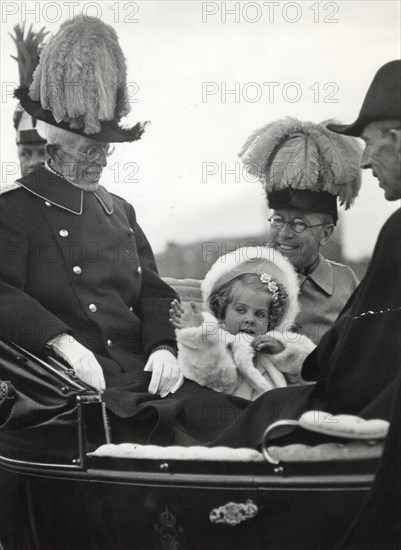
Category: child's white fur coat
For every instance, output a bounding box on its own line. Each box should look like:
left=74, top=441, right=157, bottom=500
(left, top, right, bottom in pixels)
left=176, top=247, right=316, bottom=401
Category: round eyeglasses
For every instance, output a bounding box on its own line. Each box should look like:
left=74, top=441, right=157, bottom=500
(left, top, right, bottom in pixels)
left=62, top=143, right=115, bottom=162
left=268, top=216, right=326, bottom=234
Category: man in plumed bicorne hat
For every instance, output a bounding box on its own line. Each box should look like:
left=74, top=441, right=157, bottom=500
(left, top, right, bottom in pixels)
left=240, top=118, right=362, bottom=344
left=0, top=16, right=183, bottom=398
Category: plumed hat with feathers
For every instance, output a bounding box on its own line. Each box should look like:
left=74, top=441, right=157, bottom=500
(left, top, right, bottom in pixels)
left=239, top=118, right=362, bottom=223
left=11, top=23, right=48, bottom=144
left=14, top=15, right=146, bottom=143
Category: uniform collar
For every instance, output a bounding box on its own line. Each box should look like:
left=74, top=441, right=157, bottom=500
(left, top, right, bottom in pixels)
left=298, top=254, right=334, bottom=296
left=16, top=164, right=113, bottom=215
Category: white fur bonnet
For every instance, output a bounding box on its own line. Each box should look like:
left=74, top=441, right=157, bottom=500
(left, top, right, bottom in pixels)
left=201, top=246, right=300, bottom=329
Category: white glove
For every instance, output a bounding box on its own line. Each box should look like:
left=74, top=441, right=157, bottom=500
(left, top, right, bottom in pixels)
left=144, top=349, right=184, bottom=398
left=47, top=333, right=106, bottom=392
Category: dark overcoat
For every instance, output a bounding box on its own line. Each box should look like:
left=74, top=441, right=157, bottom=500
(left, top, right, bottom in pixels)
left=0, top=165, right=177, bottom=378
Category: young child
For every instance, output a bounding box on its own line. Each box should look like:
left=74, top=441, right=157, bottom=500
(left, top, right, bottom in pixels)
left=170, top=246, right=315, bottom=401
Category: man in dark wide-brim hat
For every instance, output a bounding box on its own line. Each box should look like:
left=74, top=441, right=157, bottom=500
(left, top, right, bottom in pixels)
left=322, top=59, right=401, bottom=550
left=304, top=59, right=401, bottom=405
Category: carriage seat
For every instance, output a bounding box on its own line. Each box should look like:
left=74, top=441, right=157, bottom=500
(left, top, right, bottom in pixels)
left=163, top=277, right=203, bottom=305
left=91, top=411, right=389, bottom=464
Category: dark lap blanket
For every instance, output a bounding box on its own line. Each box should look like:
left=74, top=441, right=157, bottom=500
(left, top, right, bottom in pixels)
left=103, top=371, right=314, bottom=447
left=103, top=371, right=400, bottom=449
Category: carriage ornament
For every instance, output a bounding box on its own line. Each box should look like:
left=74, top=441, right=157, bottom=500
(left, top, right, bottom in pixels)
left=209, top=499, right=258, bottom=526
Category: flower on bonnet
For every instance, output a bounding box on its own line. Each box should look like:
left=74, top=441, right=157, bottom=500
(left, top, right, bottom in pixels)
left=259, top=273, right=279, bottom=299
left=259, top=272, right=287, bottom=327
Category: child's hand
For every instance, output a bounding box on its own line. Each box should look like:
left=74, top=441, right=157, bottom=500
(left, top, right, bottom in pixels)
left=252, top=334, right=285, bottom=354
left=169, top=299, right=203, bottom=329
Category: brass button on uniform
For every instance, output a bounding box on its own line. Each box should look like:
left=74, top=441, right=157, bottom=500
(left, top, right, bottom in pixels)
left=45, top=201, right=51, bottom=207
left=73, top=266, right=82, bottom=275
left=89, top=303, right=97, bottom=313
left=59, top=229, right=69, bottom=237
left=106, top=339, right=113, bottom=348
left=128, top=227, right=134, bottom=236
left=137, top=266, right=142, bottom=275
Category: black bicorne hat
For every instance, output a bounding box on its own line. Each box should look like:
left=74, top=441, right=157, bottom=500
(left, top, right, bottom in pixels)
left=15, top=87, right=146, bottom=144
left=328, top=60, right=401, bottom=136
left=14, top=106, right=46, bottom=145
left=268, top=189, right=338, bottom=222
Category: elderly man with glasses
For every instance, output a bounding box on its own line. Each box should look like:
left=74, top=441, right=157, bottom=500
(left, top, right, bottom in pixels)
left=0, top=123, right=183, bottom=398
left=0, top=16, right=183, bottom=400
left=240, top=119, right=362, bottom=344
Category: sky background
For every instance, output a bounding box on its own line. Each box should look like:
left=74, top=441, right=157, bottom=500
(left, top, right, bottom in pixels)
left=1, top=0, right=400, bottom=258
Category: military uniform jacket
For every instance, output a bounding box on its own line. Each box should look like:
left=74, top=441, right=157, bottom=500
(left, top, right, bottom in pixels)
left=295, top=255, right=359, bottom=344
left=0, top=165, right=177, bottom=378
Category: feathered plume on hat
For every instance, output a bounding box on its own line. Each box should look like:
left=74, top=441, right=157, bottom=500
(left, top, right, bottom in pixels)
left=239, top=118, right=362, bottom=221
left=11, top=24, right=48, bottom=144
left=10, top=23, right=49, bottom=88
left=14, top=15, right=146, bottom=143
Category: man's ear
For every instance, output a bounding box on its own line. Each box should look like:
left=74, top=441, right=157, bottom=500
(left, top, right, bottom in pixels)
left=388, top=129, right=401, bottom=159
left=46, top=143, right=60, bottom=161
left=320, top=223, right=334, bottom=246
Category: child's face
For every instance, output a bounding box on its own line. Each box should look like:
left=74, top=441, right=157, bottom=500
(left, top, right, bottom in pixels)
left=224, top=287, right=271, bottom=337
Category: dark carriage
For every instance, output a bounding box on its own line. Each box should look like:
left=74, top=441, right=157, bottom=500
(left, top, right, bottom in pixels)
left=0, top=337, right=387, bottom=550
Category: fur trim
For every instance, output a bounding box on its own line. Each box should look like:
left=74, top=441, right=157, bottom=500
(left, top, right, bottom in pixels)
left=232, top=339, right=287, bottom=394
left=29, top=16, right=130, bottom=135
left=256, top=354, right=287, bottom=388
left=264, top=330, right=316, bottom=384
left=176, top=314, right=238, bottom=393
left=239, top=117, right=362, bottom=208
left=176, top=315, right=290, bottom=398
left=201, top=246, right=300, bottom=330
left=231, top=338, right=268, bottom=393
